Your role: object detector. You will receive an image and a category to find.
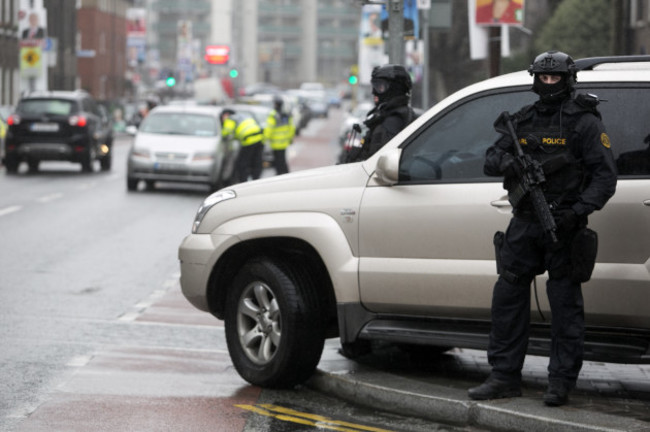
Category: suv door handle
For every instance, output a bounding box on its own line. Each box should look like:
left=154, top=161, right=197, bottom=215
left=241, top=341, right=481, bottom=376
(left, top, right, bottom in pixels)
left=644, top=200, right=650, bottom=207
left=490, top=199, right=511, bottom=208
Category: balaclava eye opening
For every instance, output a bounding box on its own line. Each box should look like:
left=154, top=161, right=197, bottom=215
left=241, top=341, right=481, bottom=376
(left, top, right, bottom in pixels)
left=532, top=74, right=571, bottom=104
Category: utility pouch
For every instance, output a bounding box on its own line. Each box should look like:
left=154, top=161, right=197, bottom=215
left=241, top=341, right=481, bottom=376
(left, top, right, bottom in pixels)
left=494, top=231, right=505, bottom=274
left=570, top=227, right=598, bottom=283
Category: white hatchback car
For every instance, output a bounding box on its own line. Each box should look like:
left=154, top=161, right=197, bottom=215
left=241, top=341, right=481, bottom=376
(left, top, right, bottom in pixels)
left=127, top=105, right=237, bottom=191
left=179, top=56, right=650, bottom=389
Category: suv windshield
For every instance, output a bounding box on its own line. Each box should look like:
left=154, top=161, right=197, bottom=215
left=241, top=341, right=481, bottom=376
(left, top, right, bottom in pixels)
left=17, top=99, right=76, bottom=116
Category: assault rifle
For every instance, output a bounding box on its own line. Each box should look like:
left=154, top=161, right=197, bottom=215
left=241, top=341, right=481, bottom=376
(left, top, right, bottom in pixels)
left=499, top=112, right=558, bottom=243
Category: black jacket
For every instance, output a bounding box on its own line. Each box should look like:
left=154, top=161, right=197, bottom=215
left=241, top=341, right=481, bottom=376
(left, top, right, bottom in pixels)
left=345, top=95, right=415, bottom=163
left=484, top=94, right=617, bottom=218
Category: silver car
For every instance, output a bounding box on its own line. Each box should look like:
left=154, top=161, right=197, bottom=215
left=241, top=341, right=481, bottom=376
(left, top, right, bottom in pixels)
left=126, top=105, right=237, bottom=191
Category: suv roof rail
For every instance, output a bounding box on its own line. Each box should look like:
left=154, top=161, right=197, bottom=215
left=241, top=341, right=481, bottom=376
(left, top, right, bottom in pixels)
left=575, top=55, right=650, bottom=70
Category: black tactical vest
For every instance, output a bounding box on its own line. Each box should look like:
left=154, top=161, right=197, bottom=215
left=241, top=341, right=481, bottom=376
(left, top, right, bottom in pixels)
left=507, top=99, right=596, bottom=212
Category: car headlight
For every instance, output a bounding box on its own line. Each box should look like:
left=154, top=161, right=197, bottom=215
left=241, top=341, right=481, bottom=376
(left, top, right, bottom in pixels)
left=192, top=152, right=214, bottom=162
left=192, top=189, right=236, bottom=233
left=131, top=147, right=150, bottom=159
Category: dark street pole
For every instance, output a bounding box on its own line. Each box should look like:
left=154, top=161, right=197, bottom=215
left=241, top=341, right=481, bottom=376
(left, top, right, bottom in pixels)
left=388, top=0, right=405, bottom=64
left=488, top=26, right=501, bottom=77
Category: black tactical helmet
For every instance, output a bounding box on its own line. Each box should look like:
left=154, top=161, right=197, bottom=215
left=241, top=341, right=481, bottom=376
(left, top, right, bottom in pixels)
left=528, top=50, right=578, bottom=84
left=370, top=64, right=412, bottom=104
left=528, top=51, right=578, bottom=103
left=371, top=64, right=412, bottom=91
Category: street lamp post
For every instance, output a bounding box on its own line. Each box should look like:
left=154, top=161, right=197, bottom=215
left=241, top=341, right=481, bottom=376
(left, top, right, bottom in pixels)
left=387, top=0, right=405, bottom=64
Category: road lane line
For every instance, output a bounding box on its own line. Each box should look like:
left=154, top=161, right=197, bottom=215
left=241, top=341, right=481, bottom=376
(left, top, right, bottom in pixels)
left=36, top=193, right=63, bottom=203
left=66, top=355, right=93, bottom=367
left=0, top=205, right=22, bottom=217
left=118, top=276, right=178, bottom=321
left=77, top=181, right=97, bottom=190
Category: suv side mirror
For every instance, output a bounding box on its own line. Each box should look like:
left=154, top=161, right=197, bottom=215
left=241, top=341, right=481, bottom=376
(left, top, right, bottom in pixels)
left=373, top=148, right=401, bottom=185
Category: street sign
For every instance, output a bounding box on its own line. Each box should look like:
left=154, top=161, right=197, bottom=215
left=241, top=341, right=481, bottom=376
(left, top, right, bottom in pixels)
left=76, top=49, right=96, bottom=58
left=205, top=45, right=230, bottom=65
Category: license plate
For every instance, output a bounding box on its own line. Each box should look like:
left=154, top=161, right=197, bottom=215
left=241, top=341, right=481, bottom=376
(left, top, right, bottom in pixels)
left=31, top=122, right=60, bottom=132
left=154, top=162, right=183, bottom=172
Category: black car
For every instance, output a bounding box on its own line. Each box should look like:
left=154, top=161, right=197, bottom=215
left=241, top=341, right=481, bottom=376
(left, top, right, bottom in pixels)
left=4, top=90, right=113, bottom=173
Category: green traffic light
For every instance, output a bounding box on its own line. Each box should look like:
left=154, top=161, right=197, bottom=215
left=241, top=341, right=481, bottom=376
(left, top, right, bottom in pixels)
left=229, top=69, right=239, bottom=78
left=348, top=75, right=358, bottom=85
left=166, top=76, right=176, bottom=87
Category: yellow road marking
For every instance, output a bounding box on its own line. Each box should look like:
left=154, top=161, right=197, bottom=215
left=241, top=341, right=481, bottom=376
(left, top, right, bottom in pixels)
left=235, top=403, right=396, bottom=432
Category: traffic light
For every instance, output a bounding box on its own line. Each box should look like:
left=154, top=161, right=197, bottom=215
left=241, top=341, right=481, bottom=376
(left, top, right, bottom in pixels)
left=348, top=64, right=358, bottom=85
left=166, top=75, right=176, bottom=87
left=229, top=69, right=239, bottom=78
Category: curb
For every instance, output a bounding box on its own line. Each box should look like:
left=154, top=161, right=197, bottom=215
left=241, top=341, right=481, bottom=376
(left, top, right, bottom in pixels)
left=308, top=367, right=650, bottom=432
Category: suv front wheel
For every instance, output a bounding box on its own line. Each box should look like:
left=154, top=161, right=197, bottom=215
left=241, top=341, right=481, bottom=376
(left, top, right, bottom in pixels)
left=224, top=257, right=325, bottom=388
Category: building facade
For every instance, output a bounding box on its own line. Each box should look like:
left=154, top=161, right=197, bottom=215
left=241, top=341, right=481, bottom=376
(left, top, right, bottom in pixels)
left=45, top=0, right=77, bottom=92
left=0, top=0, right=19, bottom=106
left=77, top=0, right=130, bottom=101
left=235, top=0, right=359, bottom=89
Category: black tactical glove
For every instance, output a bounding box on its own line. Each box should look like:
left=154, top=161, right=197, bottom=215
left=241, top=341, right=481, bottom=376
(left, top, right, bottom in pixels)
left=554, top=208, right=578, bottom=232
left=499, top=153, right=521, bottom=177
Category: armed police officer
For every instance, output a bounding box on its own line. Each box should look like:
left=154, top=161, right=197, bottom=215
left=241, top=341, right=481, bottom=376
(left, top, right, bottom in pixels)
left=468, top=51, right=617, bottom=407
left=344, top=64, right=416, bottom=163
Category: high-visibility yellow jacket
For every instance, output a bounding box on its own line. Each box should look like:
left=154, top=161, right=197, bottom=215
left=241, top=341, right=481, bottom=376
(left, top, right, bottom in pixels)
left=222, top=117, right=264, bottom=146
left=264, top=110, right=295, bottom=150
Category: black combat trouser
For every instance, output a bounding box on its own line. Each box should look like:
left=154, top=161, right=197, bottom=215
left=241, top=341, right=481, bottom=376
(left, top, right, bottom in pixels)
left=488, top=217, right=584, bottom=386
left=273, top=148, right=289, bottom=175
left=236, top=142, right=264, bottom=182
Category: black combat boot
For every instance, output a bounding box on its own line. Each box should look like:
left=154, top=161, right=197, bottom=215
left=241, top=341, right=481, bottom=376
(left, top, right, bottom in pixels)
left=543, top=379, right=571, bottom=406
left=468, top=376, right=522, bottom=400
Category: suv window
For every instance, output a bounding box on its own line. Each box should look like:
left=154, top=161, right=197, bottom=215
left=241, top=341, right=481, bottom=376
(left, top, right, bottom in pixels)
left=17, top=99, right=76, bottom=116
left=82, top=97, right=95, bottom=114
left=399, top=89, right=536, bottom=183
left=399, top=84, right=650, bottom=183
left=586, top=86, right=650, bottom=177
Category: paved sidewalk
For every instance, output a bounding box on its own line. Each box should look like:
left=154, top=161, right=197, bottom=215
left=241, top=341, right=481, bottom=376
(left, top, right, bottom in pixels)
left=309, top=339, right=650, bottom=432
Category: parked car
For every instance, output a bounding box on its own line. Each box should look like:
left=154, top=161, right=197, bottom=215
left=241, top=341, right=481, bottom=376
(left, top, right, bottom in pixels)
left=4, top=90, right=113, bottom=173
left=242, top=93, right=308, bottom=137
left=126, top=105, right=236, bottom=191
left=284, top=89, right=313, bottom=132
left=178, top=56, right=650, bottom=389
left=302, top=91, right=329, bottom=118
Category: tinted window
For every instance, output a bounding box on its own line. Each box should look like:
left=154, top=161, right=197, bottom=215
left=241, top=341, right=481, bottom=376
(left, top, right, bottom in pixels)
left=399, top=89, right=535, bottom=183
left=582, top=86, right=650, bottom=177
left=17, top=99, right=76, bottom=116
left=399, top=85, right=650, bottom=183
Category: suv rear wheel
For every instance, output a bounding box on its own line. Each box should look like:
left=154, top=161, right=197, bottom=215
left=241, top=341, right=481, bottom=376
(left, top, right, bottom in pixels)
left=224, top=257, right=325, bottom=388
left=81, top=146, right=96, bottom=172
left=4, top=156, right=19, bottom=173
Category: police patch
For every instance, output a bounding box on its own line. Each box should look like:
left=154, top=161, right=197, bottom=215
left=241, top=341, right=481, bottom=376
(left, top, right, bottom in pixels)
left=600, top=133, right=611, bottom=148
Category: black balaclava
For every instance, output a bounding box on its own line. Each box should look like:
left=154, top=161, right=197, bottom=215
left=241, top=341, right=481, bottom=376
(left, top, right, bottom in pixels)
left=532, top=74, right=571, bottom=104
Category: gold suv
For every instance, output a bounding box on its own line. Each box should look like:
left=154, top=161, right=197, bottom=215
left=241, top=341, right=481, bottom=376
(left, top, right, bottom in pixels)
left=179, top=56, right=650, bottom=388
